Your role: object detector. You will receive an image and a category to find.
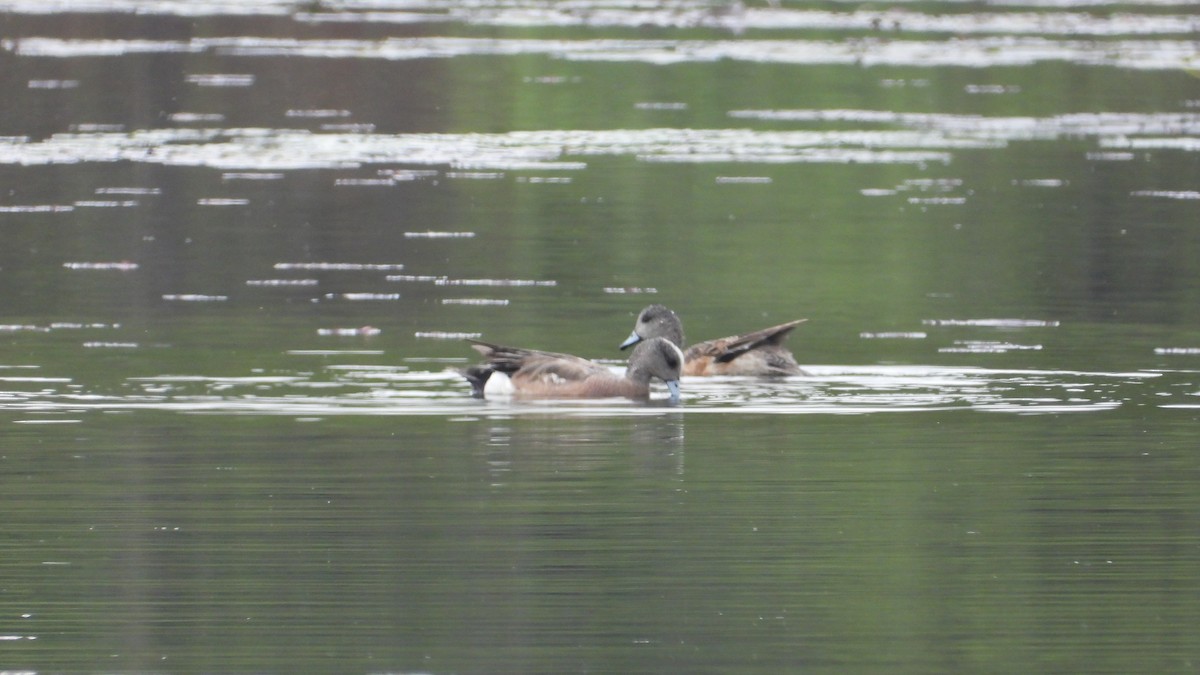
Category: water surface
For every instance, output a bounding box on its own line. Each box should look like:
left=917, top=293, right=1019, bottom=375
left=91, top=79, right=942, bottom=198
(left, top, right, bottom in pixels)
left=2, top=0, right=1200, bottom=672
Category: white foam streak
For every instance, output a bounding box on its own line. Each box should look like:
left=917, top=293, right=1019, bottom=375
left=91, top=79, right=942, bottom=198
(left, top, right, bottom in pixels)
left=7, top=3, right=1179, bottom=36
left=8, top=35, right=1199, bottom=71
left=1, top=365, right=1163, bottom=418
left=0, top=127, right=993, bottom=170
left=7, top=109, right=1200, bottom=172
left=0, top=0, right=296, bottom=16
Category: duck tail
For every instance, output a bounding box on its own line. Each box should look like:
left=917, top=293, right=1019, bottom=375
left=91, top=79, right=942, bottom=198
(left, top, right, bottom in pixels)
left=460, top=365, right=495, bottom=398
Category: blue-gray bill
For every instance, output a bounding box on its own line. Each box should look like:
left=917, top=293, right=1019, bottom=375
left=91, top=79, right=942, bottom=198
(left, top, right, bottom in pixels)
left=665, top=379, right=681, bottom=404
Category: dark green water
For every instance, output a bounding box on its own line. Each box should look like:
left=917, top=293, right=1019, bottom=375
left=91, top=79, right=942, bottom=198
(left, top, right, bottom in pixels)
left=2, top=1, right=1200, bottom=672
left=4, top=412, right=1198, bottom=673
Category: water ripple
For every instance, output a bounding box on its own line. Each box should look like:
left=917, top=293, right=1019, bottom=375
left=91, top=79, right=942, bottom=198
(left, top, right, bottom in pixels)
left=0, top=365, right=1167, bottom=419
left=0, top=127, right=968, bottom=170
left=3, top=1, right=1198, bottom=30
left=3, top=111, right=1198, bottom=172
left=6, top=35, right=1197, bottom=70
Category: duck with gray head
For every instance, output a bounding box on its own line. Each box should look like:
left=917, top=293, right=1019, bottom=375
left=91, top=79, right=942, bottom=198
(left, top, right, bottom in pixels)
left=463, top=336, right=683, bottom=402
left=620, top=304, right=807, bottom=376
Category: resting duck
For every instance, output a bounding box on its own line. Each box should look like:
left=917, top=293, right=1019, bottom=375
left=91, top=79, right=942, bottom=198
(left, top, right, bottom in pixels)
left=619, top=304, right=807, bottom=376
left=463, top=336, right=682, bottom=402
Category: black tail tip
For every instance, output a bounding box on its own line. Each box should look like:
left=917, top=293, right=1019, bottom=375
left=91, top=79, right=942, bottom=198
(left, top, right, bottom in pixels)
left=460, top=365, right=495, bottom=398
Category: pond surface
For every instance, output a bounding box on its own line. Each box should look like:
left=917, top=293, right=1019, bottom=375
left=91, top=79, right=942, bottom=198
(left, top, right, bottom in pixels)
left=2, top=1, right=1200, bottom=672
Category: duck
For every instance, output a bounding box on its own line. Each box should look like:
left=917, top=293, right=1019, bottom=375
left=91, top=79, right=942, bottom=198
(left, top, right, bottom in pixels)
left=619, top=304, right=807, bottom=376
left=462, top=336, right=683, bottom=402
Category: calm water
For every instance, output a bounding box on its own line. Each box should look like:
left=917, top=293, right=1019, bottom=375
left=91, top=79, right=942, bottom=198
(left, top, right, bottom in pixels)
left=3, top=1, right=1200, bottom=672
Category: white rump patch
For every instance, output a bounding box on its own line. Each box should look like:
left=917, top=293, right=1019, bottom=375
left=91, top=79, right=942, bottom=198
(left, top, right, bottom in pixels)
left=484, top=371, right=515, bottom=398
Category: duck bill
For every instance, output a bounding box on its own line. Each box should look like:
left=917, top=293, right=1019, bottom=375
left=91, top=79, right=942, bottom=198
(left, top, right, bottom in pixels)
left=619, top=331, right=643, bottom=350
left=665, top=379, right=681, bottom=403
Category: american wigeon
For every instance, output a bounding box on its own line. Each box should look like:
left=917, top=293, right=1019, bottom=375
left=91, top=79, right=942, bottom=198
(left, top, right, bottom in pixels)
left=463, top=336, right=683, bottom=402
left=619, top=304, right=808, bottom=376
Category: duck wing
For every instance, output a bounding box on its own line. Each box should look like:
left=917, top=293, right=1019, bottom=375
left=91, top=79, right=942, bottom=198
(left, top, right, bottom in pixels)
left=468, top=340, right=605, bottom=382
left=688, top=319, right=806, bottom=364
